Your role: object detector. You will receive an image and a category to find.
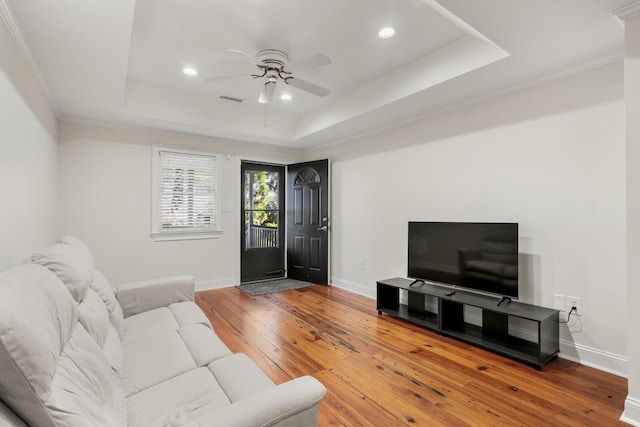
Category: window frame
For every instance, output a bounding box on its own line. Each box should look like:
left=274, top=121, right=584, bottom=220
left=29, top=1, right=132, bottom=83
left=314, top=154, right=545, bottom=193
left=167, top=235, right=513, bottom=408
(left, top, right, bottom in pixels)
left=151, top=145, right=223, bottom=241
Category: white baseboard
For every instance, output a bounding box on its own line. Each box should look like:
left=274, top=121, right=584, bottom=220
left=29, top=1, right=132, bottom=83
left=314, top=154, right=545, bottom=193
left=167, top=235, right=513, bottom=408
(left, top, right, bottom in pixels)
left=195, top=277, right=236, bottom=291
left=331, top=277, right=376, bottom=299
left=331, top=276, right=628, bottom=377
left=558, top=340, right=627, bottom=378
left=622, top=396, right=640, bottom=426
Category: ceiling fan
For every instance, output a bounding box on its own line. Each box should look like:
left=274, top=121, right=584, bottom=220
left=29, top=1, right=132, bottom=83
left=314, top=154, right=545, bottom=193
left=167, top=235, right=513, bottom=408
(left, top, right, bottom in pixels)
left=205, top=49, right=332, bottom=104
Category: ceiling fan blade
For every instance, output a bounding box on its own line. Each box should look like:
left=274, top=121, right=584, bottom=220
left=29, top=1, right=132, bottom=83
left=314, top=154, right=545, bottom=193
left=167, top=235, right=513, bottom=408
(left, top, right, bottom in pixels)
left=258, top=81, right=276, bottom=104
left=289, top=52, right=332, bottom=69
left=286, top=77, right=330, bottom=97
left=204, top=73, right=251, bottom=82
left=226, top=48, right=255, bottom=61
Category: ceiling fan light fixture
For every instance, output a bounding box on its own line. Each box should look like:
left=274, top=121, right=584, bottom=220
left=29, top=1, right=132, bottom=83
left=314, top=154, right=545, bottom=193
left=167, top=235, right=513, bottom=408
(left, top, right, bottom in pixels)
left=378, top=27, right=396, bottom=39
left=280, top=93, right=292, bottom=101
left=182, top=66, right=198, bottom=76
left=258, top=80, right=277, bottom=104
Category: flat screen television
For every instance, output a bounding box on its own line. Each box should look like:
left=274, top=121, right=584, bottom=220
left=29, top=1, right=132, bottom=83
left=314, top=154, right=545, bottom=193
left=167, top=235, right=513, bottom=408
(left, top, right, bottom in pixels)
left=407, top=222, right=519, bottom=299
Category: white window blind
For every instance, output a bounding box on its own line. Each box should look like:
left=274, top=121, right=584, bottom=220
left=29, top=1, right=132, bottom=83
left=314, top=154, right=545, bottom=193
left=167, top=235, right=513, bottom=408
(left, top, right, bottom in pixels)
left=152, top=147, right=222, bottom=240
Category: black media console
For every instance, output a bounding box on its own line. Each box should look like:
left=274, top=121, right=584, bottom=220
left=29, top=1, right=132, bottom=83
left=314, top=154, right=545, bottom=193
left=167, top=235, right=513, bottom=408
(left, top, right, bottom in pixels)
left=377, top=277, right=560, bottom=369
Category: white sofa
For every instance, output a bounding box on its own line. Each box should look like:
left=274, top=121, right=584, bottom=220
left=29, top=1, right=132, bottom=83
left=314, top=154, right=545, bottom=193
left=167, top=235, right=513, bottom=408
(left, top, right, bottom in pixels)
left=0, top=237, right=326, bottom=427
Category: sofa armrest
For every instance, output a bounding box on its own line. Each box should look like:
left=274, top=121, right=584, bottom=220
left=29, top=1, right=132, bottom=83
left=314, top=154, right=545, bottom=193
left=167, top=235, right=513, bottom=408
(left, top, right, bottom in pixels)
left=116, top=275, right=195, bottom=317
left=168, top=376, right=326, bottom=427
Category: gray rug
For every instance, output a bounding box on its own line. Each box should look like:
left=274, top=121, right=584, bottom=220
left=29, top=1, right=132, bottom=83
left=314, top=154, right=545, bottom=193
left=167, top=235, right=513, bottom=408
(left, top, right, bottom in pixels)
left=237, top=278, right=314, bottom=296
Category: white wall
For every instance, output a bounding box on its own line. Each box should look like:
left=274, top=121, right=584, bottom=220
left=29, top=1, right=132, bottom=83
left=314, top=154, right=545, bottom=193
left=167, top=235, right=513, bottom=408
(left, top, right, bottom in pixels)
left=0, top=18, right=57, bottom=270
left=57, top=121, right=302, bottom=288
left=623, top=13, right=640, bottom=427
left=310, top=61, right=627, bottom=373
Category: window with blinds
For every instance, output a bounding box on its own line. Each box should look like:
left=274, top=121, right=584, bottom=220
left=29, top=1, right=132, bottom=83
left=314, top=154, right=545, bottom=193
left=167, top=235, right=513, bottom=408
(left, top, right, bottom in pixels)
left=152, top=146, right=222, bottom=240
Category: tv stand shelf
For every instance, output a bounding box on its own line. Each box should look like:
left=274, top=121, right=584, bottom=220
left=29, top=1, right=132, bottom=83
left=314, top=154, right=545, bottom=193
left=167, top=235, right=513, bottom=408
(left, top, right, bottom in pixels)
left=376, top=278, right=560, bottom=369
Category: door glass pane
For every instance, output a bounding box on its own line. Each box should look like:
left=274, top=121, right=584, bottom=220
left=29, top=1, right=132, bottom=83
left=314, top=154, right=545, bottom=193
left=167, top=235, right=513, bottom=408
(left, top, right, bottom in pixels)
left=245, top=211, right=279, bottom=249
left=244, top=169, right=280, bottom=249
left=244, top=170, right=279, bottom=210
left=294, top=167, right=320, bottom=185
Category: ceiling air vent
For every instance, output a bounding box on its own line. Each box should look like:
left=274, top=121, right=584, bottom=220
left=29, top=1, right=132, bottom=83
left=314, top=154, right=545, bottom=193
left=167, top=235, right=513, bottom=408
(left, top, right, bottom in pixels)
left=219, top=95, right=243, bottom=103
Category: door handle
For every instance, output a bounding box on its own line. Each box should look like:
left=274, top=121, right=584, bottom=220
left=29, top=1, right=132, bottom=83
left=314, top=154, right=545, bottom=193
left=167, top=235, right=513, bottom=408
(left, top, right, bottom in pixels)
left=317, top=225, right=328, bottom=232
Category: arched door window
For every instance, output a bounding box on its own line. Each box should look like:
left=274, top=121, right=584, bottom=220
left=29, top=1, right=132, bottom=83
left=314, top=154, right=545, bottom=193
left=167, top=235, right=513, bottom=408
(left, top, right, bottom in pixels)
left=294, top=168, right=321, bottom=185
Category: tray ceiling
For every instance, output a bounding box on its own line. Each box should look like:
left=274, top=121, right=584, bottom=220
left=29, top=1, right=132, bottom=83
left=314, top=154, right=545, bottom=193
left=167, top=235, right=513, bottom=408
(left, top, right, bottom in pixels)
left=3, top=0, right=631, bottom=150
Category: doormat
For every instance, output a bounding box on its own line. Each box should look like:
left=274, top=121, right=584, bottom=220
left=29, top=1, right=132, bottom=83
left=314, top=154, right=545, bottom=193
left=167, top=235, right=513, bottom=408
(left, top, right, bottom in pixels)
left=237, top=278, right=314, bottom=296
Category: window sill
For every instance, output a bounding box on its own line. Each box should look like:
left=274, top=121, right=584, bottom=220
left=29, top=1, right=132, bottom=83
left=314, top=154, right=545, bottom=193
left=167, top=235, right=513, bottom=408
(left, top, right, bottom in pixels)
left=151, top=230, right=223, bottom=242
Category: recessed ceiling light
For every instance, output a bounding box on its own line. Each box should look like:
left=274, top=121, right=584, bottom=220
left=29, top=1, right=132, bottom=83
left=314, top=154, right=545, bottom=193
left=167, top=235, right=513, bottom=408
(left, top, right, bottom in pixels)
left=280, top=94, right=292, bottom=101
left=183, top=67, right=198, bottom=76
left=378, top=27, right=396, bottom=39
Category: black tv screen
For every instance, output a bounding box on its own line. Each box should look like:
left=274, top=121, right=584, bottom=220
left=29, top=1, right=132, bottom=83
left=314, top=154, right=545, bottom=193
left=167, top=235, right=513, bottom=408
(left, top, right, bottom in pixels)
left=408, top=222, right=519, bottom=298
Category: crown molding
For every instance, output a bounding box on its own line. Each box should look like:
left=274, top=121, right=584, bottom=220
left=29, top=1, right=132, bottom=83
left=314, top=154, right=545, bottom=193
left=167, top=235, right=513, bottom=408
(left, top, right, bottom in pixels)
left=0, top=0, right=59, bottom=115
left=0, top=0, right=27, bottom=56
left=613, top=1, right=640, bottom=21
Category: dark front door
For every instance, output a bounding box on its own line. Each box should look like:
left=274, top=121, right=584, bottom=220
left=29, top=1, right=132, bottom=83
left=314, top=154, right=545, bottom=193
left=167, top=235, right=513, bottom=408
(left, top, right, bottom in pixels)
left=287, top=159, right=329, bottom=285
left=241, top=162, right=285, bottom=283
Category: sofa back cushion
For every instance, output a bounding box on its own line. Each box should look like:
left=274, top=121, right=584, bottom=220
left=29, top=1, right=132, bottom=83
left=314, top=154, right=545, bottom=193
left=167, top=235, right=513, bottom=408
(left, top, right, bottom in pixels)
left=52, top=236, right=125, bottom=338
left=27, top=243, right=93, bottom=303
left=57, top=235, right=94, bottom=265
left=0, top=264, right=126, bottom=427
left=77, top=288, right=110, bottom=348
left=79, top=283, right=124, bottom=376
left=0, top=265, right=76, bottom=405
left=49, top=324, right=126, bottom=426
left=91, top=270, right=125, bottom=337
left=29, top=237, right=126, bottom=377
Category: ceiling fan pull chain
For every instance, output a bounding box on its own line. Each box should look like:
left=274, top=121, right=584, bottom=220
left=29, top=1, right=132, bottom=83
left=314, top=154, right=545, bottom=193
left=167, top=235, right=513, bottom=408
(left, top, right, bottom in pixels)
left=264, top=100, right=268, bottom=127
left=264, top=76, right=268, bottom=127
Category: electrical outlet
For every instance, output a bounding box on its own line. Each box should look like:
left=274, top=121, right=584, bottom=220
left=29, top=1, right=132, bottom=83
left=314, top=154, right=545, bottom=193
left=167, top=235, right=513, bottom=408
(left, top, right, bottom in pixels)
left=565, top=296, right=583, bottom=316
left=552, top=294, right=565, bottom=311
left=359, top=259, right=366, bottom=270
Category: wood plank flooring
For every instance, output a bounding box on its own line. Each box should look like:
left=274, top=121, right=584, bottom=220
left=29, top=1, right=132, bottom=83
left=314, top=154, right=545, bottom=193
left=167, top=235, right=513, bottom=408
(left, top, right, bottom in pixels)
left=195, top=285, right=628, bottom=426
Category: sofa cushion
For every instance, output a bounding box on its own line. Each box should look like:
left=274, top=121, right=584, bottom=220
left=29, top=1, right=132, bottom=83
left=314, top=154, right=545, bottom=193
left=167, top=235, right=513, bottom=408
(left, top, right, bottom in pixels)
left=122, top=307, right=180, bottom=345
left=91, top=270, right=119, bottom=312
left=122, top=301, right=212, bottom=345
left=104, top=324, right=124, bottom=375
left=91, top=270, right=125, bottom=337
left=111, top=303, right=125, bottom=337
left=48, top=324, right=126, bottom=427
left=0, top=265, right=77, bottom=408
left=178, top=323, right=232, bottom=366
left=57, top=235, right=95, bottom=267
left=77, top=288, right=110, bottom=347
left=207, top=354, right=275, bottom=403
left=75, top=283, right=124, bottom=377
left=28, top=242, right=94, bottom=302
left=121, top=331, right=197, bottom=396
left=126, top=368, right=231, bottom=427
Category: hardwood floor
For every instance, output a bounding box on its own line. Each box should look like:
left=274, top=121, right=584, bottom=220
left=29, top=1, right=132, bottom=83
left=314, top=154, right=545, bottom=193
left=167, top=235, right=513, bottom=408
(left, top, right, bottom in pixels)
left=195, top=285, right=628, bottom=426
